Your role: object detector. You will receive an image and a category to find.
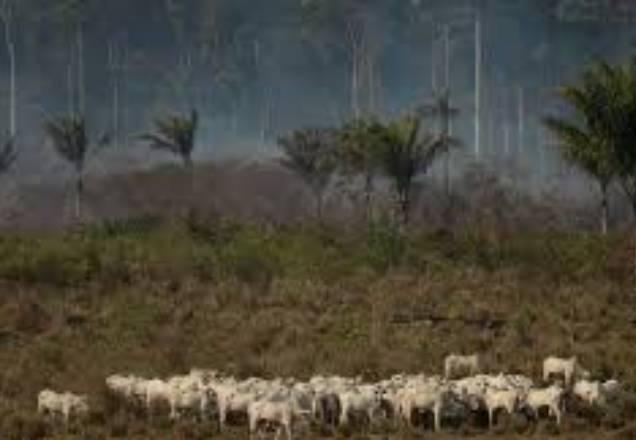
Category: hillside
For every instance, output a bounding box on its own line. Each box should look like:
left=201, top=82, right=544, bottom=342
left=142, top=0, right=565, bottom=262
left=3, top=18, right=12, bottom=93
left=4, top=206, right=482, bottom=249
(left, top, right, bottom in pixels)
left=0, top=219, right=634, bottom=438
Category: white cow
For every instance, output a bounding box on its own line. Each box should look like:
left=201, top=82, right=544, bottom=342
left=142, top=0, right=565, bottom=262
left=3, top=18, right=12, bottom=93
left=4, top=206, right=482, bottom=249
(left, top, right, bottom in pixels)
left=602, top=379, right=621, bottom=396
left=398, top=385, right=457, bottom=431
left=248, top=398, right=310, bottom=440
left=37, top=389, right=89, bottom=424
left=444, top=354, right=480, bottom=379
left=484, top=387, right=522, bottom=428
left=573, top=380, right=603, bottom=406
left=522, top=384, right=565, bottom=425
left=217, top=386, right=262, bottom=430
left=138, top=379, right=171, bottom=416
left=543, top=356, right=589, bottom=386
left=338, top=386, right=383, bottom=426
left=168, top=386, right=215, bottom=420
left=106, top=374, right=144, bottom=403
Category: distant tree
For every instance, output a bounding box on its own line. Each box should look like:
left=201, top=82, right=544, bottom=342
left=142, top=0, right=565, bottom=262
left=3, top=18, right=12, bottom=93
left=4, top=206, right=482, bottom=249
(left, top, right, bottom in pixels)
left=337, top=117, right=385, bottom=221
left=44, top=114, right=109, bottom=221
left=544, top=62, right=618, bottom=234
left=277, top=127, right=338, bottom=220
left=377, top=113, right=448, bottom=227
left=140, top=109, right=198, bottom=169
left=604, top=60, right=636, bottom=220
left=139, top=109, right=199, bottom=208
left=0, top=136, right=16, bottom=174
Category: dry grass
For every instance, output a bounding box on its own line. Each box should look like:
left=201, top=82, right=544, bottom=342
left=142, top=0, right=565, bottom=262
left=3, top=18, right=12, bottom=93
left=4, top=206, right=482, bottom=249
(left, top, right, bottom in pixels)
left=0, top=218, right=633, bottom=438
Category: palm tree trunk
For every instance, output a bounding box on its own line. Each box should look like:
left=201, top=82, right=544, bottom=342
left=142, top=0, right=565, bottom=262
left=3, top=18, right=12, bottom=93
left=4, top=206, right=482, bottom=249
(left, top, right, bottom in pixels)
left=600, top=181, right=609, bottom=235
left=75, top=170, right=83, bottom=221
left=184, top=154, right=194, bottom=215
left=400, top=190, right=410, bottom=228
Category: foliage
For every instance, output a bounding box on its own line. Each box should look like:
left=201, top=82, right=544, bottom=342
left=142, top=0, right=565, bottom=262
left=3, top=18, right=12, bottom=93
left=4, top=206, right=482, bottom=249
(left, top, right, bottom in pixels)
left=139, top=109, right=198, bottom=167
left=546, top=59, right=636, bottom=216
left=376, top=112, right=447, bottom=225
left=43, top=113, right=110, bottom=220
left=277, top=127, right=338, bottom=218
left=0, top=135, right=16, bottom=174
left=0, top=218, right=626, bottom=288
left=45, top=114, right=86, bottom=172
left=544, top=62, right=618, bottom=187
left=365, top=215, right=406, bottom=273
left=336, top=117, right=385, bottom=177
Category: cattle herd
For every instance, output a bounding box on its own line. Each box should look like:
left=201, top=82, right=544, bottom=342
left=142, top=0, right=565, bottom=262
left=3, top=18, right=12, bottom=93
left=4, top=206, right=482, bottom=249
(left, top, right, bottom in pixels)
left=36, top=354, right=625, bottom=438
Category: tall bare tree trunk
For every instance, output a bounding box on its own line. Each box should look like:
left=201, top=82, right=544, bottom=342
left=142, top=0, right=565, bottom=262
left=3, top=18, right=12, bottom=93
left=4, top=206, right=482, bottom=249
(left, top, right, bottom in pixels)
left=113, top=73, right=119, bottom=147
left=108, top=41, right=120, bottom=148
left=184, top=154, right=194, bottom=215
left=367, top=46, right=375, bottom=115
left=67, top=47, right=75, bottom=115
left=503, top=123, right=511, bottom=156
left=517, top=85, right=524, bottom=161
left=351, top=47, right=360, bottom=119
left=431, top=22, right=438, bottom=93
left=398, top=190, right=410, bottom=228
left=260, top=85, right=272, bottom=153
left=77, top=23, right=85, bottom=115
left=347, top=21, right=362, bottom=119
left=600, top=182, right=609, bottom=236
left=474, top=13, right=481, bottom=159
left=443, top=24, right=451, bottom=198
left=1, top=8, right=15, bottom=138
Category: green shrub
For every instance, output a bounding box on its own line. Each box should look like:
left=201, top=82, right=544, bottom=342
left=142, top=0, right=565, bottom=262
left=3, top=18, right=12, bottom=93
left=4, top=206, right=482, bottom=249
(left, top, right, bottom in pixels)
left=220, top=232, right=281, bottom=291
left=83, top=215, right=163, bottom=239
left=365, top=217, right=406, bottom=273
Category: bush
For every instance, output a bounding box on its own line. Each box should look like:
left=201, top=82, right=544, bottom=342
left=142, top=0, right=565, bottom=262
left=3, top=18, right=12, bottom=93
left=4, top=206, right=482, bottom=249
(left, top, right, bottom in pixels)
left=365, top=217, right=406, bottom=273
left=83, top=215, right=163, bottom=239
left=222, top=239, right=280, bottom=292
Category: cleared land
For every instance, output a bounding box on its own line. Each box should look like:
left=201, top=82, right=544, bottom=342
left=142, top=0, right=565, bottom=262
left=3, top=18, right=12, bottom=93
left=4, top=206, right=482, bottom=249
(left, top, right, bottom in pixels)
left=0, top=217, right=634, bottom=438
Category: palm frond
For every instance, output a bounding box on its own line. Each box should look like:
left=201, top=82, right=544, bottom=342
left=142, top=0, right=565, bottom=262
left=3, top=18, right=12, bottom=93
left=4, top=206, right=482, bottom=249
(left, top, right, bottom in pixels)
left=277, top=127, right=337, bottom=192
left=0, top=136, right=17, bottom=173
left=43, top=115, right=88, bottom=171
left=138, top=133, right=180, bottom=155
left=141, top=109, right=198, bottom=164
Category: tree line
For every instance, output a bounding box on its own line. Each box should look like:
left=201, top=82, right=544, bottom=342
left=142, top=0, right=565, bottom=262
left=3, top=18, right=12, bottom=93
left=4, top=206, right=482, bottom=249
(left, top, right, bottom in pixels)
left=0, top=57, right=626, bottom=234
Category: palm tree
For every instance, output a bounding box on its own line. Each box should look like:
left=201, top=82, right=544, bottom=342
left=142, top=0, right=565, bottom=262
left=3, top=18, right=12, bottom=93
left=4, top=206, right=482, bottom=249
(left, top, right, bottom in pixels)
left=44, top=114, right=109, bottom=221
left=277, top=127, right=338, bottom=220
left=544, top=62, right=620, bottom=234
left=139, top=109, right=198, bottom=208
left=605, top=60, right=636, bottom=219
left=377, top=112, right=449, bottom=227
left=337, top=117, right=385, bottom=222
left=140, top=109, right=198, bottom=169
